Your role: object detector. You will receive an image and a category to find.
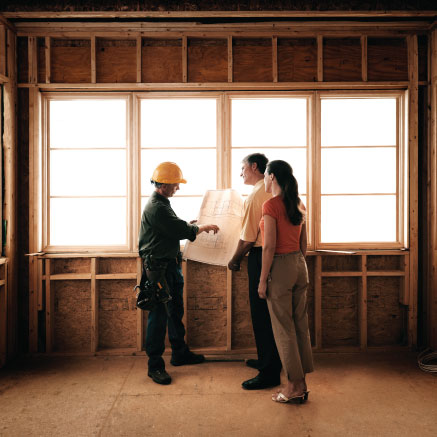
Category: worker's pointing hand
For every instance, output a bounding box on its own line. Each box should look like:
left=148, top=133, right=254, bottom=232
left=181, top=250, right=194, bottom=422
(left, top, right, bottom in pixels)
left=198, top=224, right=220, bottom=234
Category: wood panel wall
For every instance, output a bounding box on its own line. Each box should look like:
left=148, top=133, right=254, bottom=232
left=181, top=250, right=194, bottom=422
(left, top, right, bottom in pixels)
left=8, top=18, right=433, bottom=355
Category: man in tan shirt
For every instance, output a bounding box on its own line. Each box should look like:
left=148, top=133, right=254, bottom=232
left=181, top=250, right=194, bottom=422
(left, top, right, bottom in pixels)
left=228, top=153, right=282, bottom=390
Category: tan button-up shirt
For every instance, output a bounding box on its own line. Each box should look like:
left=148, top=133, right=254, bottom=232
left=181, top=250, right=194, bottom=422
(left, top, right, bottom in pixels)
left=240, top=179, right=272, bottom=247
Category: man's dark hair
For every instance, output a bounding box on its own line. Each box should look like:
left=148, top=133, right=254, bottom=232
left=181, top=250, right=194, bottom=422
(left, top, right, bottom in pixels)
left=150, top=180, right=163, bottom=188
left=243, top=153, right=268, bottom=174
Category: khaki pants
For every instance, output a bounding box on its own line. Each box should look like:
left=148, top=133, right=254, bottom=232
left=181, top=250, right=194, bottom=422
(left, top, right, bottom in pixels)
left=267, top=251, right=314, bottom=381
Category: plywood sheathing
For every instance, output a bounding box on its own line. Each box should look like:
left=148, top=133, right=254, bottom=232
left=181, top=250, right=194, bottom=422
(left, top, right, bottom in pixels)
left=233, top=38, right=272, bottom=82
left=367, top=276, right=406, bottom=346
left=54, top=280, right=91, bottom=352
left=98, top=280, right=137, bottom=350
left=322, top=277, right=359, bottom=347
left=188, top=38, right=228, bottom=83
left=277, top=38, right=317, bottom=82
left=51, top=39, right=91, bottom=83
left=96, top=39, right=136, bottom=83
left=141, top=39, right=182, bottom=83
left=186, top=260, right=227, bottom=349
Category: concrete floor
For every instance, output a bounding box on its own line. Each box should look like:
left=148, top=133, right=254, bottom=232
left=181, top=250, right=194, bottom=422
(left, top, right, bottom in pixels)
left=0, top=352, right=436, bottom=436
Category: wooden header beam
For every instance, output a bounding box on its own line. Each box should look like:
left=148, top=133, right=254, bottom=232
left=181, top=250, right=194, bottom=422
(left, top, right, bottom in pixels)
left=3, top=11, right=437, bottom=19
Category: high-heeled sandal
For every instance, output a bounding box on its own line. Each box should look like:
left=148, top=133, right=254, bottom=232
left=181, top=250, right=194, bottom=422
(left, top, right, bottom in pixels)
left=272, top=392, right=307, bottom=404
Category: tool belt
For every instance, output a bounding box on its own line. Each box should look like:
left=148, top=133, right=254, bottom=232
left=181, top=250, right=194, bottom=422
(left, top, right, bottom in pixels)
left=134, top=255, right=172, bottom=311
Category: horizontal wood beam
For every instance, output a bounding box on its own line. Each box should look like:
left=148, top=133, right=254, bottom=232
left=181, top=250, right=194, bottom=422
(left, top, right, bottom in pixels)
left=4, top=11, right=437, bottom=19
left=20, top=81, right=413, bottom=92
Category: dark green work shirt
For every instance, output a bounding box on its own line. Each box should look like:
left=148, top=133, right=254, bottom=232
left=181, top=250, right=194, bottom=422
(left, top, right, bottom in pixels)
left=138, top=191, right=199, bottom=260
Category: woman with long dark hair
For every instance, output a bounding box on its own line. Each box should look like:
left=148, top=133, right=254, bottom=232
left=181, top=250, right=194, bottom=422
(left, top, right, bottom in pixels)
left=258, top=160, right=314, bottom=403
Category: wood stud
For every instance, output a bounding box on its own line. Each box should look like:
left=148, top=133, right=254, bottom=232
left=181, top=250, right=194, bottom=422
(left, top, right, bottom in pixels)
left=91, top=35, right=96, bottom=83
left=45, top=36, right=50, bottom=83
left=361, top=35, right=368, bottom=82
left=272, top=36, right=278, bottom=82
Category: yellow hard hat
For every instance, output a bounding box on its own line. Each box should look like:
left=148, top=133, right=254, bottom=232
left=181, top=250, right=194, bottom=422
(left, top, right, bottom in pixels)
left=151, top=162, right=187, bottom=184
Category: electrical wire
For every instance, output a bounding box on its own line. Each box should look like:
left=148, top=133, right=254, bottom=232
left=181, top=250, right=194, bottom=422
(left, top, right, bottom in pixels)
left=418, top=349, right=437, bottom=374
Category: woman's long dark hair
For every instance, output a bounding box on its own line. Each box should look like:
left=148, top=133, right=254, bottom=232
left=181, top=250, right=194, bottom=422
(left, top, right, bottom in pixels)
left=266, top=160, right=305, bottom=225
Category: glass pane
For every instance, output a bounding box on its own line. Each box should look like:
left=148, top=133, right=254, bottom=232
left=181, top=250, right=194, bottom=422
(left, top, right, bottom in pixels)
left=231, top=148, right=306, bottom=196
left=231, top=98, right=307, bottom=147
left=50, top=198, right=126, bottom=246
left=321, top=195, right=396, bottom=243
left=141, top=99, right=217, bottom=147
left=321, top=148, right=396, bottom=194
left=141, top=196, right=203, bottom=223
left=50, top=150, right=126, bottom=196
left=141, top=149, right=216, bottom=196
left=50, top=100, right=126, bottom=148
left=321, top=98, right=397, bottom=146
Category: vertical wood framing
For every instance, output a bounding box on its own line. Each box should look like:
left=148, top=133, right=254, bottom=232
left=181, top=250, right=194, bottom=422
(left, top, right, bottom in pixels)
left=91, top=36, right=96, bottom=84
left=136, top=257, right=143, bottom=351
left=272, top=36, right=278, bottom=83
left=5, top=29, right=17, bottom=360
left=226, top=268, right=232, bottom=351
left=91, top=258, right=98, bottom=353
left=136, top=36, right=141, bottom=83
left=0, top=25, right=6, bottom=76
left=227, top=35, right=233, bottom=83
left=361, top=35, right=368, bottom=82
left=401, top=253, right=410, bottom=306
left=407, top=35, right=419, bottom=347
left=45, top=36, right=50, bottom=83
left=182, top=36, right=187, bottom=83
left=0, top=263, right=7, bottom=367
left=28, top=257, right=38, bottom=353
left=314, top=255, right=322, bottom=349
left=28, top=36, right=37, bottom=84
left=360, top=255, right=368, bottom=350
left=317, top=35, right=323, bottom=82
left=37, top=258, right=43, bottom=310
left=430, top=29, right=437, bottom=349
left=182, top=260, right=188, bottom=343
left=45, top=259, right=54, bottom=352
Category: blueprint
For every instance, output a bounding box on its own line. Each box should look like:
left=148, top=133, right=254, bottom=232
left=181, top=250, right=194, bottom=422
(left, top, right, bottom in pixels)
left=183, top=189, right=244, bottom=266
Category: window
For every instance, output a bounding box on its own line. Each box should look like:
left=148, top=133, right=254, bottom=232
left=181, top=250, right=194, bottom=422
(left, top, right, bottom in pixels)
left=41, top=91, right=407, bottom=252
left=45, top=95, right=129, bottom=248
left=139, top=96, right=218, bottom=222
left=319, top=94, right=404, bottom=247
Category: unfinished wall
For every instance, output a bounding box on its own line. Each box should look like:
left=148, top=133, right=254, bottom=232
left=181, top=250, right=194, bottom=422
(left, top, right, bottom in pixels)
left=10, top=15, right=429, bottom=355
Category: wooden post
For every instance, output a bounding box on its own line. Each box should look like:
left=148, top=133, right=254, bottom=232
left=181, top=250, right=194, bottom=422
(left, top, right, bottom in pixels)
left=28, top=257, right=38, bottom=353
left=0, top=262, right=7, bottom=367
left=91, top=258, right=98, bottom=353
left=45, top=259, right=54, bottom=352
left=315, top=255, right=322, bottom=349
left=136, top=257, right=143, bottom=351
left=317, top=35, right=323, bottom=82
left=272, top=36, right=278, bottom=83
left=361, top=35, right=368, bottom=82
left=136, top=36, right=141, bottom=83
left=182, top=36, right=187, bottom=83
left=226, top=268, right=232, bottom=351
left=407, top=35, right=419, bottom=348
left=360, top=255, right=367, bottom=350
left=91, top=36, right=96, bottom=83
left=227, top=35, right=233, bottom=83
left=4, top=29, right=17, bottom=361
left=0, top=25, right=6, bottom=77
left=430, top=29, right=437, bottom=349
left=28, top=36, right=37, bottom=84
left=45, top=36, right=50, bottom=83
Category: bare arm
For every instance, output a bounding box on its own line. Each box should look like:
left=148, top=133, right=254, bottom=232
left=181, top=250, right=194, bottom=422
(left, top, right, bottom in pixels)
left=258, top=215, right=276, bottom=299
left=228, top=239, right=255, bottom=271
left=300, top=222, right=307, bottom=258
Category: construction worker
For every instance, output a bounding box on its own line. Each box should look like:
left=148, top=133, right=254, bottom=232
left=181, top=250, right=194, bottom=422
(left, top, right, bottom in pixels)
left=139, top=161, right=219, bottom=385
left=228, top=153, right=282, bottom=390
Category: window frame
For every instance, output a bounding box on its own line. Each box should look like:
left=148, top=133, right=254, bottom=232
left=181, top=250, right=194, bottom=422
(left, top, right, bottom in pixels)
left=315, top=90, right=407, bottom=250
left=40, top=90, right=408, bottom=253
left=42, top=92, right=133, bottom=252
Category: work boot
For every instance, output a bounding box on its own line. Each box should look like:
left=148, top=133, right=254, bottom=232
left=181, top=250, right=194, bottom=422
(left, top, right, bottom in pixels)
left=148, top=369, right=172, bottom=385
left=170, top=350, right=205, bottom=366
